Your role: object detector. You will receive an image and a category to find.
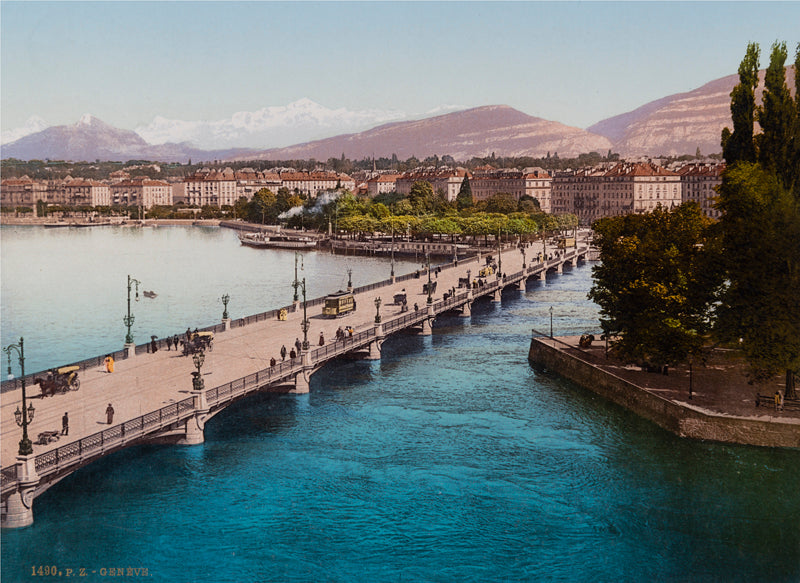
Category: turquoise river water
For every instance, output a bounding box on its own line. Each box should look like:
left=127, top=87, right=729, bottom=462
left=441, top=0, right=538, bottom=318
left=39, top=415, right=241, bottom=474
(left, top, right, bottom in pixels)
left=1, top=225, right=798, bottom=582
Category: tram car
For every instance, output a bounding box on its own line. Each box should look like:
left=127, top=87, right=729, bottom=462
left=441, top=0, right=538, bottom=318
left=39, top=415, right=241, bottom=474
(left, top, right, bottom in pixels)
left=323, top=291, right=356, bottom=318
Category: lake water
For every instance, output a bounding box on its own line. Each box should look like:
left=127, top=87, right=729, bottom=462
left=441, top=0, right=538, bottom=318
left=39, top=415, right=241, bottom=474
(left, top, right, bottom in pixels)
left=1, top=225, right=798, bottom=582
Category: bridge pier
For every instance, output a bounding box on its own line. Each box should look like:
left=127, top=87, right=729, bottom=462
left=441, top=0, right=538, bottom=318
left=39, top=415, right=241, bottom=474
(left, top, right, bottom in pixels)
left=365, top=324, right=385, bottom=360
left=178, top=389, right=209, bottom=445
left=517, top=277, right=526, bottom=291
left=538, top=270, right=546, bottom=281
left=292, top=352, right=313, bottom=394
left=420, top=305, right=435, bottom=336
left=492, top=287, right=502, bottom=302
left=2, top=454, right=39, bottom=529
left=459, top=291, right=473, bottom=317
left=556, top=262, right=563, bottom=274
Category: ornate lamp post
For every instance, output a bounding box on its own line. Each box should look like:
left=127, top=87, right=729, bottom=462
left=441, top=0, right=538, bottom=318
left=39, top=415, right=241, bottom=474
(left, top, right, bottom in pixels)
left=390, top=219, right=395, bottom=278
left=192, top=351, right=205, bottom=391
left=4, top=338, right=34, bottom=456
left=221, top=294, right=230, bottom=320
left=374, top=297, right=382, bottom=324
left=124, top=275, right=142, bottom=344
left=549, top=306, right=554, bottom=338
left=292, top=251, right=303, bottom=303
left=497, top=228, right=502, bottom=277
left=521, top=246, right=526, bottom=269
left=347, top=268, right=353, bottom=291
left=426, top=252, right=433, bottom=304
left=467, top=269, right=472, bottom=289
left=301, top=277, right=310, bottom=350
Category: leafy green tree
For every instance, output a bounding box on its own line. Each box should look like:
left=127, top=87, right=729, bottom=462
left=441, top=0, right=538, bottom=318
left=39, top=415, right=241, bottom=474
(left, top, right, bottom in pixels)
left=589, top=203, right=722, bottom=369
left=757, top=42, right=795, bottom=189
left=408, top=181, right=435, bottom=215
left=715, top=163, right=800, bottom=396
left=484, top=193, right=518, bottom=215
left=248, top=188, right=276, bottom=224
left=457, top=176, right=473, bottom=210
left=721, top=42, right=760, bottom=165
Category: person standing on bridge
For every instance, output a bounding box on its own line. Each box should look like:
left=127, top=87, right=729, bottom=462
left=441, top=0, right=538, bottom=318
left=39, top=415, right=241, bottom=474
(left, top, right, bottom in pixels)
left=280, top=345, right=287, bottom=361
left=61, top=412, right=69, bottom=436
left=106, top=403, right=115, bottom=425
left=319, top=331, right=325, bottom=346
left=295, top=338, right=302, bottom=353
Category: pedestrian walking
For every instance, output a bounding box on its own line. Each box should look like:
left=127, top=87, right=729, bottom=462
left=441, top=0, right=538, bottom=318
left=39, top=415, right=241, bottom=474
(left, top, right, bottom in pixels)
left=166, top=337, right=172, bottom=351
left=319, top=331, right=325, bottom=346
left=270, top=357, right=276, bottom=367
left=295, top=338, right=302, bottom=352
left=289, top=348, right=297, bottom=359
left=150, top=336, right=158, bottom=353
left=61, top=412, right=69, bottom=436
left=186, top=327, right=192, bottom=342
left=104, top=354, right=115, bottom=373
left=106, top=403, right=115, bottom=425
left=280, top=345, right=287, bottom=361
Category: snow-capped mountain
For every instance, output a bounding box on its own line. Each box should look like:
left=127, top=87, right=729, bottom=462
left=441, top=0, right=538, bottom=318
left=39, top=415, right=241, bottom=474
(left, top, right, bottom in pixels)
left=134, top=99, right=407, bottom=150
left=1, top=115, right=49, bottom=145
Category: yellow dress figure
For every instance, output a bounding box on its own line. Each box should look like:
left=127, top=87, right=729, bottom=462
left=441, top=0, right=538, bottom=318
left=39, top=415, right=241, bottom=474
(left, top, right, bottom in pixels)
left=104, top=355, right=115, bottom=373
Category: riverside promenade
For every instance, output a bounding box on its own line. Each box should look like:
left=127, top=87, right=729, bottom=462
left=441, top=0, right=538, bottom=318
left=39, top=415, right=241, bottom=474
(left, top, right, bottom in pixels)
left=529, top=334, right=800, bottom=449
left=2, top=237, right=589, bottom=527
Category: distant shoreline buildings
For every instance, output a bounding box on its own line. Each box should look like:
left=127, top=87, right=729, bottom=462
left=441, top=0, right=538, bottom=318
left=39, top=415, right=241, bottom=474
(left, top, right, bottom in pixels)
left=1, top=159, right=724, bottom=224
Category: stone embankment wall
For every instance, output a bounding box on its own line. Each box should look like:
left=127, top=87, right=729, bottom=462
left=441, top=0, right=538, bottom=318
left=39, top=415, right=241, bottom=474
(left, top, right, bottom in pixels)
left=528, top=337, right=800, bottom=449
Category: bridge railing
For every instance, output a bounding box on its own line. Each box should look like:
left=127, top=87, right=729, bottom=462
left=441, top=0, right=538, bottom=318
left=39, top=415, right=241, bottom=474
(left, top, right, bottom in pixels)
left=0, top=465, right=18, bottom=495
left=205, top=357, right=303, bottom=407
left=16, top=396, right=197, bottom=487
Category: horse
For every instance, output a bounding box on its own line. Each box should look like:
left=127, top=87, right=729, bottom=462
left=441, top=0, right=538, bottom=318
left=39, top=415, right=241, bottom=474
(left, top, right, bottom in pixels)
left=33, top=376, right=58, bottom=398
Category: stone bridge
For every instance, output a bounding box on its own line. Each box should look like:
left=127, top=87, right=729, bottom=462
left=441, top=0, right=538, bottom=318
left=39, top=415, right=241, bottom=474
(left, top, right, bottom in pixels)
left=1, top=242, right=589, bottom=527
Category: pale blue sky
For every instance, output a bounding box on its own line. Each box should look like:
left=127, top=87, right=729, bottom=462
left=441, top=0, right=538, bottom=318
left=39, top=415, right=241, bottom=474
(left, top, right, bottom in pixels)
left=2, top=1, right=799, bottom=136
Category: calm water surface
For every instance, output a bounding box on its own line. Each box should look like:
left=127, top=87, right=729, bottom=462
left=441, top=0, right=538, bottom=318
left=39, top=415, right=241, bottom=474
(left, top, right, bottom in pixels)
left=1, top=226, right=798, bottom=582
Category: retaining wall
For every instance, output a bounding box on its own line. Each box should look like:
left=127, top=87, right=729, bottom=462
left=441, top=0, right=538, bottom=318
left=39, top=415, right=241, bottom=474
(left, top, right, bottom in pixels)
left=528, top=337, right=800, bottom=449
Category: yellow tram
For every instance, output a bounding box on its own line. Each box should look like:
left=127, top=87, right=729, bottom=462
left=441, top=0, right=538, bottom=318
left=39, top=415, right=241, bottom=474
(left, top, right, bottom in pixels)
left=323, top=291, right=356, bottom=318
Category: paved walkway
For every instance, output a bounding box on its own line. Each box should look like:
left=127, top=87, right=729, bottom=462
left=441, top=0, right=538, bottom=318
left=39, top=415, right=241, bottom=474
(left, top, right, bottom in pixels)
left=554, top=336, right=800, bottom=422
left=2, top=238, right=569, bottom=467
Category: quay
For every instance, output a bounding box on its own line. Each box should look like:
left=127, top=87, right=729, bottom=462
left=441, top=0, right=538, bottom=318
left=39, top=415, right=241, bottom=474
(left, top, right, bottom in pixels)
left=1, top=239, right=590, bottom=528
left=528, top=334, right=800, bottom=450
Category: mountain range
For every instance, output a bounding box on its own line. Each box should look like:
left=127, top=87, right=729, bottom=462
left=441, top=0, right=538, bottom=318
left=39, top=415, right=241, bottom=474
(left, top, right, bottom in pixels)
left=2, top=67, right=795, bottom=164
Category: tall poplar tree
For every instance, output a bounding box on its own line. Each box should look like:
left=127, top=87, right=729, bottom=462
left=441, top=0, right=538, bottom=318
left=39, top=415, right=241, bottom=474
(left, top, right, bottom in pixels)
left=721, top=42, right=760, bottom=165
left=717, top=41, right=800, bottom=398
left=457, top=176, right=473, bottom=210
left=757, top=42, right=795, bottom=189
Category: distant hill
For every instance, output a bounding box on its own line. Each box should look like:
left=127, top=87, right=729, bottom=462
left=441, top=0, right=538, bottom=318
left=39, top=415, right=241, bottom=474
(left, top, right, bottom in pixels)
left=235, top=105, right=613, bottom=162
left=589, top=67, right=796, bottom=157
left=0, top=115, right=253, bottom=163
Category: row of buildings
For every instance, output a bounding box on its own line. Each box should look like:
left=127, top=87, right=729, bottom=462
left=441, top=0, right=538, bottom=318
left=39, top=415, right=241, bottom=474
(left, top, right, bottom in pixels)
left=1, top=161, right=724, bottom=223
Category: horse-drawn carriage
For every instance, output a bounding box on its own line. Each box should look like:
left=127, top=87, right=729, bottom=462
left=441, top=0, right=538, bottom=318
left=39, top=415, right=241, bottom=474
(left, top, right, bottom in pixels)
left=34, top=365, right=80, bottom=397
left=183, top=331, right=214, bottom=356
left=422, top=281, right=437, bottom=295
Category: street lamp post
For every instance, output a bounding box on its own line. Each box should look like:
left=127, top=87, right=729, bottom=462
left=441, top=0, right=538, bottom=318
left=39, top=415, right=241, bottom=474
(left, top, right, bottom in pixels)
left=192, top=351, right=205, bottom=391
left=497, top=229, right=502, bottom=276
left=521, top=247, right=526, bottom=269
left=426, top=252, right=433, bottom=304
left=4, top=338, right=34, bottom=456
left=374, top=296, right=382, bottom=324
left=390, top=221, right=395, bottom=278
left=301, top=277, right=310, bottom=350
left=292, top=252, right=303, bottom=303
left=124, top=275, right=142, bottom=344
left=347, top=268, right=353, bottom=291
left=549, top=306, right=554, bottom=338
left=221, top=294, right=230, bottom=320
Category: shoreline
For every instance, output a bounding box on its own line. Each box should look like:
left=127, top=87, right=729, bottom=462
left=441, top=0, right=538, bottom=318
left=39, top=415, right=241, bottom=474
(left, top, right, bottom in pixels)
left=528, top=335, right=800, bottom=449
